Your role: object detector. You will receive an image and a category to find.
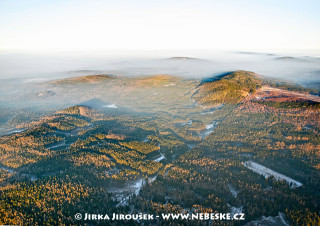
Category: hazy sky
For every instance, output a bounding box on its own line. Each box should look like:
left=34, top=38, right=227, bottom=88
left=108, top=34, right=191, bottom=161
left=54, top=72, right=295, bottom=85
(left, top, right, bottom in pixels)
left=1, top=0, right=319, bottom=52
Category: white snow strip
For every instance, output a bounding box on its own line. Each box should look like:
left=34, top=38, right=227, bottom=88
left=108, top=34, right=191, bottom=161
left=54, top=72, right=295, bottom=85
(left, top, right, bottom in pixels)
left=116, top=179, right=144, bottom=207
left=103, top=104, right=118, bottom=108
left=154, top=150, right=166, bottom=162
left=0, top=166, right=14, bottom=174
left=243, top=161, right=302, bottom=188
left=228, top=183, right=238, bottom=198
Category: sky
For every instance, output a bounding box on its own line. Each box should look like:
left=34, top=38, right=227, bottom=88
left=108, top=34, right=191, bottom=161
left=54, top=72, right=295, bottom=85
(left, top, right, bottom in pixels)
left=0, top=0, right=320, bottom=52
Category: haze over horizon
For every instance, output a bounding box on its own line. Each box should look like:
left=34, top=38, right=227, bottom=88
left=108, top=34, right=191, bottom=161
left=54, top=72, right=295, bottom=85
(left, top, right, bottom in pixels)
left=1, top=0, right=320, bottom=89
left=1, top=0, right=320, bottom=52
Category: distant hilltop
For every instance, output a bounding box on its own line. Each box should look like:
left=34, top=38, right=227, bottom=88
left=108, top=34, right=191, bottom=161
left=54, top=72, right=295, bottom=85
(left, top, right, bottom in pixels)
left=275, top=56, right=299, bottom=60
left=50, top=74, right=114, bottom=84
left=274, top=56, right=309, bottom=62
left=165, top=56, right=209, bottom=62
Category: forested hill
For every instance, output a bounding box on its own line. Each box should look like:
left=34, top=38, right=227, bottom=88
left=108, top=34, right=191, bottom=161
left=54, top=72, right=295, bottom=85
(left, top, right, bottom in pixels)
left=193, top=70, right=262, bottom=107
left=51, top=74, right=114, bottom=84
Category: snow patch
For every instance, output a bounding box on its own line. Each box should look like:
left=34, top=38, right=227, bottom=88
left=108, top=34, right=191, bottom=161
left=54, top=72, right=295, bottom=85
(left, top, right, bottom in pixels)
left=48, top=140, right=67, bottom=149
left=200, top=105, right=224, bottom=114
left=180, top=120, right=192, bottom=126
left=154, top=150, right=166, bottom=162
left=116, top=179, right=144, bottom=207
left=103, top=104, right=118, bottom=108
left=0, top=165, right=14, bottom=174
left=228, top=183, right=238, bottom=198
left=243, top=161, right=302, bottom=188
left=227, top=204, right=243, bottom=218
left=199, top=121, right=218, bottom=139
left=246, top=212, right=289, bottom=226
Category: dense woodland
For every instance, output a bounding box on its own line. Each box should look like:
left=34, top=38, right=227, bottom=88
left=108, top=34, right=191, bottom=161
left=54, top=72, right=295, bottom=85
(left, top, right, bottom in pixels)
left=0, top=71, right=319, bottom=225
